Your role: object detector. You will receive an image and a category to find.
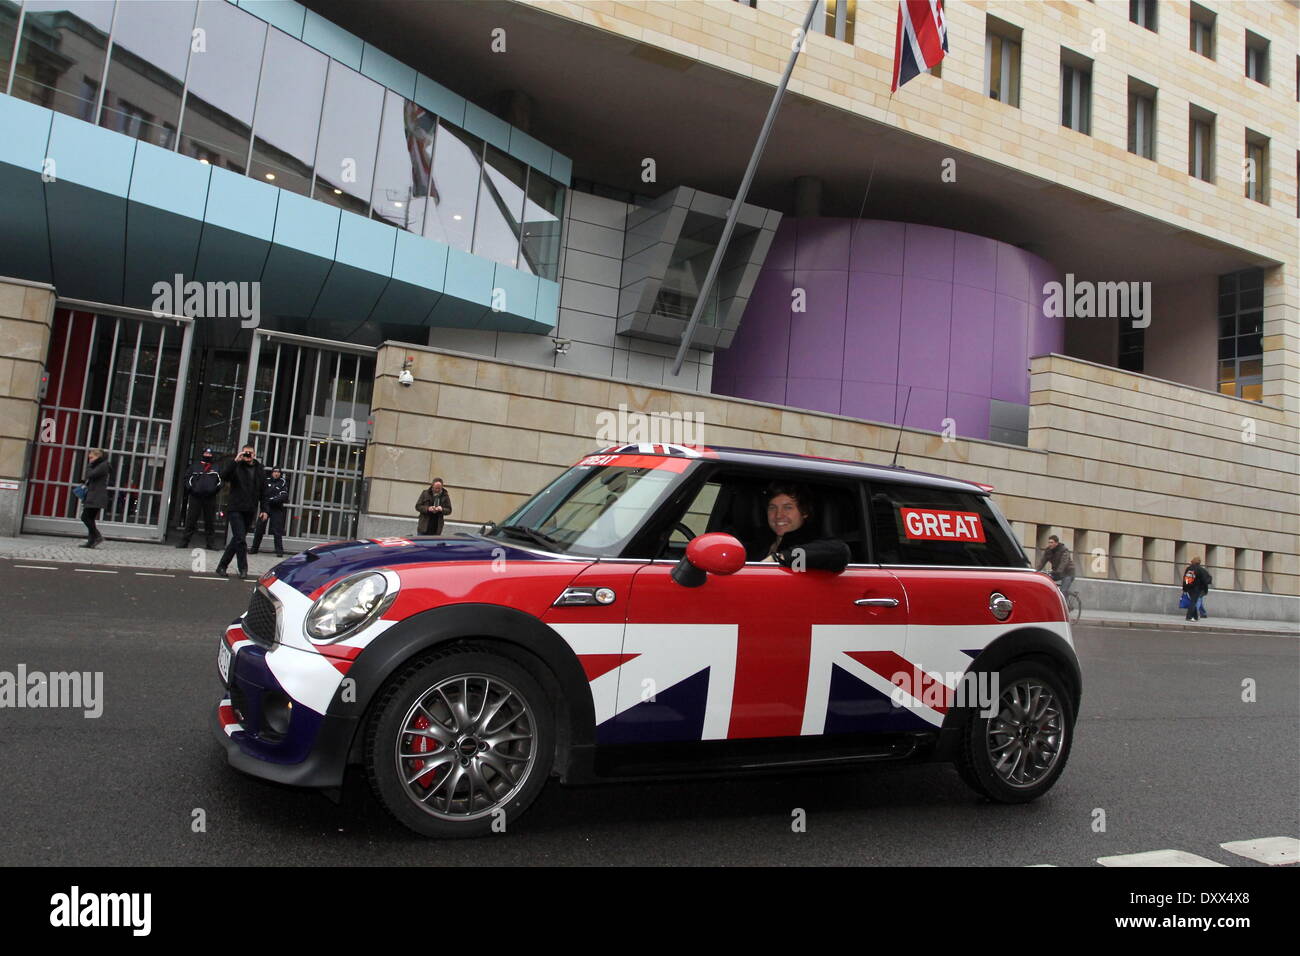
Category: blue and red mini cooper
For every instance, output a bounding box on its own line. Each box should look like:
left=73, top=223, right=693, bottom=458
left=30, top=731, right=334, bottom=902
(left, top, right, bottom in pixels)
left=215, top=444, right=1081, bottom=837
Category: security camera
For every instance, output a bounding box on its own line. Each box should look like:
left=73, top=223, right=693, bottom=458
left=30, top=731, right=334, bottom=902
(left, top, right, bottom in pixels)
left=552, top=337, right=572, bottom=355
left=398, top=368, right=414, bottom=387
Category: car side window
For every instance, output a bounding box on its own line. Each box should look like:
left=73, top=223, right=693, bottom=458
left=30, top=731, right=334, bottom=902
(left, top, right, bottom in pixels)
left=869, top=483, right=1022, bottom=567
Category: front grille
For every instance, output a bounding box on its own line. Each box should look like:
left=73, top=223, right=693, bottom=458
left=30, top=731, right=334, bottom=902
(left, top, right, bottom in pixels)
left=242, top=588, right=279, bottom=648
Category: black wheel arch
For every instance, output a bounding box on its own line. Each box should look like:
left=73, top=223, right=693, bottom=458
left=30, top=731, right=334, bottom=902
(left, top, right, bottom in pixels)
left=331, top=603, right=595, bottom=776
left=937, top=626, right=1082, bottom=750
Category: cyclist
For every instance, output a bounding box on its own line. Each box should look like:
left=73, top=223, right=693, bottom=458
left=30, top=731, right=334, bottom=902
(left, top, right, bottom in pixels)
left=1038, top=534, right=1076, bottom=598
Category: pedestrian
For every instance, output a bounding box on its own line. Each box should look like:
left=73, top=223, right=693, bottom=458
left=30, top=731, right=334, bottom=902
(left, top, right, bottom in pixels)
left=215, top=444, right=267, bottom=581
left=78, top=448, right=111, bottom=549
left=1037, top=533, right=1075, bottom=597
left=1181, top=556, right=1212, bottom=622
left=415, top=477, right=453, bottom=535
left=176, top=447, right=222, bottom=549
left=250, top=466, right=290, bottom=557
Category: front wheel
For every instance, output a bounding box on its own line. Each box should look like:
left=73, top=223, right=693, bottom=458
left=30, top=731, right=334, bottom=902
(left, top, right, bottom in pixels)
left=365, top=646, right=554, bottom=838
left=956, top=661, right=1074, bottom=803
left=1066, top=590, right=1082, bottom=623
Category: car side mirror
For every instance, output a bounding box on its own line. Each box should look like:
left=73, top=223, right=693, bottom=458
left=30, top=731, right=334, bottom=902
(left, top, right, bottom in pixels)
left=671, top=532, right=746, bottom=588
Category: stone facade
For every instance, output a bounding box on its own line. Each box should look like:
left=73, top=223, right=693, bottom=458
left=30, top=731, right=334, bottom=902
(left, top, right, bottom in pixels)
left=0, top=278, right=56, bottom=535
left=363, top=343, right=1299, bottom=597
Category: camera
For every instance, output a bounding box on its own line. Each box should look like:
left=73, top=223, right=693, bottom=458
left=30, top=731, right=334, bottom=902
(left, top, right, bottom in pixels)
left=398, top=368, right=414, bottom=387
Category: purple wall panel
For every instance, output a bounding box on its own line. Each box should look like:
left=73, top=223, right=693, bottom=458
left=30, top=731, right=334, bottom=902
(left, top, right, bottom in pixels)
left=849, top=219, right=905, bottom=275
left=897, top=277, right=953, bottom=389
left=795, top=219, right=850, bottom=271
left=954, top=232, right=999, bottom=291
left=903, top=224, right=956, bottom=282
left=991, top=294, right=1030, bottom=404
left=844, top=271, right=902, bottom=384
left=789, top=269, right=848, bottom=379
left=713, top=219, right=1060, bottom=442
left=948, top=285, right=995, bottom=396
left=947, top=391, right=992, bottom=440
left=786, top=377, right=844, bottom=416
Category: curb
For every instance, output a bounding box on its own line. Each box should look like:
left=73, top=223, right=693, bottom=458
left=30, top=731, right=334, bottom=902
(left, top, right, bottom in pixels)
left=1080, top=618, right=1298, bottom=638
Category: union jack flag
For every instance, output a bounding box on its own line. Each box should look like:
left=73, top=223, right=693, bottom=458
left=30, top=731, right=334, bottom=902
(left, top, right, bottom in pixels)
left=891, top=0, right=949, bottom=92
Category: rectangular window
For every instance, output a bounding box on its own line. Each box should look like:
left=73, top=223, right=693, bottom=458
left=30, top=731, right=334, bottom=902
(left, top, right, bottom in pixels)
left=11, top=1, right=114, bottom=121
left=1060, top=51, right=1092, bottom=135
left=1245, top=131, right=1268, bottom=204
left=1189, top=4, right=1214, bottom=59
left=1217, top=270, right=1264, bottom=402
left=1189, top=106, right=1215, bottom=182
left=985, top=17, right=1021, bottom=108
left=100, top=0, right=197, bottom=148
left=824, top=0, right=855, bottom=44
left=312, top=60, right=385, bottom=216
left=869, top=484, right=1024, bottom=568
left=370, top=90, right=435, bottom=235
left=1245, top=32, right=1269, bottom=85
left=1118, top=324, right=1145, bottom=372
left=1127, top=78, right=1156, bottom=159
left=179, top=0, right=267, bottom=175
left=249, top=29, right=329, bottom=198
left=1129, top=0, right=1157, bottom=31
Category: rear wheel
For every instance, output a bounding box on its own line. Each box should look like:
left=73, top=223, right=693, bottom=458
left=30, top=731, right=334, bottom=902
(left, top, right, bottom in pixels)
left=365, top=646, right=554, bottom=838
left=1066, top=590, right=1082, bottom=623
left=956, top=661, right=1074, bottom=803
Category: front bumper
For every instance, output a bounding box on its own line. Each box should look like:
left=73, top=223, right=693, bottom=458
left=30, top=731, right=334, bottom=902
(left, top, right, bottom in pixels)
left=214, top=628, right=359, bottom=789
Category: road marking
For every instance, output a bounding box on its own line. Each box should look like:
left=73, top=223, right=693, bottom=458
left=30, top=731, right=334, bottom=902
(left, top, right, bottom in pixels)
left=13, top=564, right=58, bottom=570
left=1097, top=850, right=1226, bottom=867
left=74, top=568, right=118, bottom=574
left=135, top=572, right=175, bottom=578
left=189, top=576, right=226, bottom=582
left=1220, top=837, right=1299, bottom=866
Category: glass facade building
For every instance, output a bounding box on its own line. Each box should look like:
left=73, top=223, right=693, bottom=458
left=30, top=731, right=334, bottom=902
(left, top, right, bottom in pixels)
left=0, top=0, right=566, bottom=282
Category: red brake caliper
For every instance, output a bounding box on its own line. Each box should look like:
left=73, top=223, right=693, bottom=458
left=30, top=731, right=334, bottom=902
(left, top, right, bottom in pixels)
left=409, top=714, right=441, bottom=789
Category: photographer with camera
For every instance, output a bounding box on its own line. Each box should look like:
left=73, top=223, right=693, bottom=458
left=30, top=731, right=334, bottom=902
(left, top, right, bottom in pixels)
left=215, top=444, right=267, bottom=581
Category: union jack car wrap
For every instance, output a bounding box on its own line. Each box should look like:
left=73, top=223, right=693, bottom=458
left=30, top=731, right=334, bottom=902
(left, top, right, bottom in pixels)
left=214, top=444, right=1081, bottom=837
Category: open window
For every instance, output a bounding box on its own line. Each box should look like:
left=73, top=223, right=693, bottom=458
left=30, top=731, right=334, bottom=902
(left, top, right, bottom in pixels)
left=654, top=469, right=868, bottom=564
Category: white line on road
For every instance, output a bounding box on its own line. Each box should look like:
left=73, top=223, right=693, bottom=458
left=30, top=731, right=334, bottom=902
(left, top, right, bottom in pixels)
left=13, top=565, right=58, bottom=570
left=189, top=576, right=226, bottom=582
left=135, top=572, right=175, bottom=578
left=74, top=568, right=118, bottom=574
left=1097, top=850, right=1226, bottom=867
left=1220, top=837, right=1299, bottom=866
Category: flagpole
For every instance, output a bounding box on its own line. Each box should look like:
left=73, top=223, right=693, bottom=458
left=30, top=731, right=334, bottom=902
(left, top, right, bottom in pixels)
left=670, top=0, right=821, bottom=378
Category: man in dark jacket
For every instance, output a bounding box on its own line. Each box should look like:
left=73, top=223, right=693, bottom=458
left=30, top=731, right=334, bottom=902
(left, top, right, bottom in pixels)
left=176, top=448, right=222, bottom=549
left=250, top=466, right=290, bottom=557
left=1038, top=534, right=1076, bottom=596
left=746, top=484, right=850, bottom=573
left=79, top=448, right=111, bottom=548
left=215, top=444, right=267, bottom=580
left=1182, top=556, right=1212, bottom=622
left=415, top=478, right=453, bottom=535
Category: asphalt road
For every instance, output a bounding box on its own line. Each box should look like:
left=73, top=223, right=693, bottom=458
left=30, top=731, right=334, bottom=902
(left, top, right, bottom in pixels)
left=0, top=558, right=1296, bottom=866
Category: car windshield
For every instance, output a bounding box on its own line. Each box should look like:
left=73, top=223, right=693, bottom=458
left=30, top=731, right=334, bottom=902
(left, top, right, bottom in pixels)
left=485, top=462, right=685, bottom=556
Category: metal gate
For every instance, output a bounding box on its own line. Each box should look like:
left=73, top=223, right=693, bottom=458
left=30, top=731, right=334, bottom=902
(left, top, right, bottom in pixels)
left=24, top=304, right=193, bottom=541
left=240, top=331, right=375, bottom=542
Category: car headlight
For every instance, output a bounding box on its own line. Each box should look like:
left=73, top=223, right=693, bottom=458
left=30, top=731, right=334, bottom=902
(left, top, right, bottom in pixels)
left=304, top=572, right=391, bottom=642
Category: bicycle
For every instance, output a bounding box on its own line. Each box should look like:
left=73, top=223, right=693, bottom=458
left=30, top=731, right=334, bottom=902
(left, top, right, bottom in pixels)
left=1041, top=570, right=1082, bottom=623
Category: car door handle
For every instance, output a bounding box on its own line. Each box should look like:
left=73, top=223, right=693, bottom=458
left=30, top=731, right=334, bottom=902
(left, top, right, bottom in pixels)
left=854, top=598, right=900, bottom=607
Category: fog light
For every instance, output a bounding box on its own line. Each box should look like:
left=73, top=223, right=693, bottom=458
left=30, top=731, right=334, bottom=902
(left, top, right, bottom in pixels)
left=262, top=692, right=294, bottom=738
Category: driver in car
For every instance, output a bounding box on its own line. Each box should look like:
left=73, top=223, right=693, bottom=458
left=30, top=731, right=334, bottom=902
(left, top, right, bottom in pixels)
left=749, top=483, right=851, bottom=573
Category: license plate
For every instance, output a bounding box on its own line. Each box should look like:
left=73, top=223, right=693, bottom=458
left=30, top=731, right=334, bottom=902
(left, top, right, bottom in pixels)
left=217, top=641, right=232, bottom=685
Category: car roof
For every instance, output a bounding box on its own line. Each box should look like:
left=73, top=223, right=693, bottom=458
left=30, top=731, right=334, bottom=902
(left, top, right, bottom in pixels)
left=594, top=444, right=992, bottom=495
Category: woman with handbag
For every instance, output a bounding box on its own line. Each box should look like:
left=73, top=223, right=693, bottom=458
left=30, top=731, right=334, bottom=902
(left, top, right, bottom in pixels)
left=79, top=448, right=111, bottom=548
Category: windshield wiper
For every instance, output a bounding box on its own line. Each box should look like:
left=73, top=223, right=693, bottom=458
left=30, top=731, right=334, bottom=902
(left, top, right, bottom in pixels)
left=495, top=524, right=563, bottom=550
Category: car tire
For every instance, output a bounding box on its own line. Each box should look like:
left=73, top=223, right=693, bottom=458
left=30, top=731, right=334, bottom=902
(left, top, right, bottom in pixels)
left=365, top=644, right=554, bottom=838
left=956, top=660, right=1074, bottom=804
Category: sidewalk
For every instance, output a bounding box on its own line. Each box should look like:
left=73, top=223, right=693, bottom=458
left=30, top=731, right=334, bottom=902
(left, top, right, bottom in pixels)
left=0, top=532, right=285, bottom=576
left=1, top=532, right=1296, bottom=636
left=1079, top=608, right=1297, bottom=637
